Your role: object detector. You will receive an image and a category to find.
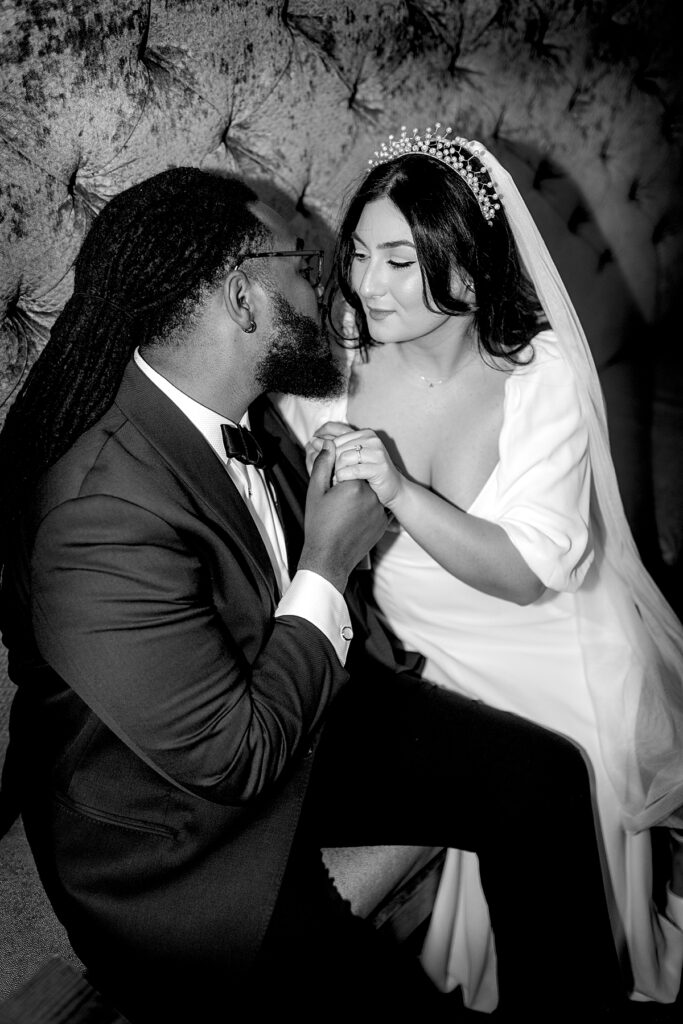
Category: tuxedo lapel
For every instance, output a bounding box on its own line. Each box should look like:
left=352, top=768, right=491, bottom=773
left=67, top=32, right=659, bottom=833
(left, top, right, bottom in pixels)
left=115, top=362, right=279, bottom=607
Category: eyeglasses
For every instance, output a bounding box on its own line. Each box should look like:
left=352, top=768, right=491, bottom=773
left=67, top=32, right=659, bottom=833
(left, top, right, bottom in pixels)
left=234, top=249, right=325, bottom=291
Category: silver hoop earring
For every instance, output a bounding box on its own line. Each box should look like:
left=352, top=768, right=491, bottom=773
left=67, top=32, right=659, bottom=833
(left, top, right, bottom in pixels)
left=243, top=320, right=257, bottom=334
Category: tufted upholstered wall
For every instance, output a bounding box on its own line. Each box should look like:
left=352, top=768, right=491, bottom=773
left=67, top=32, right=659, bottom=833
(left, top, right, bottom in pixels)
left=1, top=0, right=682, bottom=602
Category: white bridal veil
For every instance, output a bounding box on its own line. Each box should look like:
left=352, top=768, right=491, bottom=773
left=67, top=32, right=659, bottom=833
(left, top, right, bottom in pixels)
left=475, top=142, right=683, bottom=831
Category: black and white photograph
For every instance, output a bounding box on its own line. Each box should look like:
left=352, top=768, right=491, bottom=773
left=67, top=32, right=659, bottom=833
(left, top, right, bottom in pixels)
left=1, top=2, right=682, bottom=1020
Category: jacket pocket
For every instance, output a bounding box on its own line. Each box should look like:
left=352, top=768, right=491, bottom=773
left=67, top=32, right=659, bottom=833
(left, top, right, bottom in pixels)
left=54, top=791, right=178, bottom=840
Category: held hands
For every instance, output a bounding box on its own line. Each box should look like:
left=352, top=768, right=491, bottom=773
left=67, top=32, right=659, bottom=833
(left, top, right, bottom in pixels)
left=305, top=421, right=349, bottom=476
left=299, top=439, right=388, bottom=593
left=310, top=423, right=404, bottom=509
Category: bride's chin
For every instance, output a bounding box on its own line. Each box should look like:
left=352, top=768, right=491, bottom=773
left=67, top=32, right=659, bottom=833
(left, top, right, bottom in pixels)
left=367, top=323, right=398, bottom=343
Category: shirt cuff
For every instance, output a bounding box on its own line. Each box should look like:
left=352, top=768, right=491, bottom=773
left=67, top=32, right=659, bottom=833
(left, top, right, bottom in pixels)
left=275, top=569, right=353, bottom=666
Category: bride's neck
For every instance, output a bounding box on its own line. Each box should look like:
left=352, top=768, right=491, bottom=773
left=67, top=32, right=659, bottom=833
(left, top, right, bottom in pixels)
left=394, top=318, right=478, bottom=380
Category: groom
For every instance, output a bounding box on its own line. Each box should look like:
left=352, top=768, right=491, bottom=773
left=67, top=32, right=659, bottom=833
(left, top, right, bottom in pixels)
left=0, top=168, right=622, bottom=1022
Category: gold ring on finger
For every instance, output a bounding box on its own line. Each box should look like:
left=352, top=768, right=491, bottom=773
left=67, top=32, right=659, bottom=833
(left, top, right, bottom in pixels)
left=354, top=443, right=363, bottom=464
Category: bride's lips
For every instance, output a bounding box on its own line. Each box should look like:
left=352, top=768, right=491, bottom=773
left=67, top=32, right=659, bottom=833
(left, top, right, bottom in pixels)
left=366, top=307, right=393, bottom=321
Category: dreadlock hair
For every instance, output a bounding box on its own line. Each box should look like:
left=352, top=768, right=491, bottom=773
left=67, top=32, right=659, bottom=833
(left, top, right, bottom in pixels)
left=326, top=153, right=545, bottom=363
left=0, top=167, right=267, bottom=554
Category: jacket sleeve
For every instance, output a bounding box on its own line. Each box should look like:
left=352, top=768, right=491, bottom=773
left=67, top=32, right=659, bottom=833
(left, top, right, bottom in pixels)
left=30, top=492, right=348, bottom=805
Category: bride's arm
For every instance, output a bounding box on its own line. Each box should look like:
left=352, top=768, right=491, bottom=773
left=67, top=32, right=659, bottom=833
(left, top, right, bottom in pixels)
left=333, top=428, right=544, bottom=605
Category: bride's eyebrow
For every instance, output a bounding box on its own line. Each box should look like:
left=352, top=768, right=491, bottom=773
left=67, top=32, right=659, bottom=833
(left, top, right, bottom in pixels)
left=351, top=231, right=415, bottom=250
left=378, top=240, right=415, bottom=250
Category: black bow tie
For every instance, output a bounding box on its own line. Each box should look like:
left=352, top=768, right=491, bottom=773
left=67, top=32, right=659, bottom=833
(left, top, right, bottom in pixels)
left=221, top=422, right=267, bottom=469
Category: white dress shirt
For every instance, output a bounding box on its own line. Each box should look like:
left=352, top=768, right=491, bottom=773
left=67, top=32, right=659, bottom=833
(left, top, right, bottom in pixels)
left=133, top=349, right=352, bottom=664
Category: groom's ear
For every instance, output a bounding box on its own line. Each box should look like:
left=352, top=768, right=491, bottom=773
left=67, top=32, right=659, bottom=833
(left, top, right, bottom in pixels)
left=223, top=270, right=257, bottom=332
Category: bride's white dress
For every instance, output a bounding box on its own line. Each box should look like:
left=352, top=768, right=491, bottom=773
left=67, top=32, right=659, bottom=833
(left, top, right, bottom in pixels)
left=274, top=330, right=683, bottom=1009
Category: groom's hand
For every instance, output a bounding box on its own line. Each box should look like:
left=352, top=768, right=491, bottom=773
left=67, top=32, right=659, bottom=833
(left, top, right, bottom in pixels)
left=305, top=420, right=349, bottom=475
left=299, top=439, right=387, bottom=593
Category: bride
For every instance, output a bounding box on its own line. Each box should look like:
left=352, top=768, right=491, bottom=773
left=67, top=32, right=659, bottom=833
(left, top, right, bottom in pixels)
left=274, top=124, right=683, bottom=1010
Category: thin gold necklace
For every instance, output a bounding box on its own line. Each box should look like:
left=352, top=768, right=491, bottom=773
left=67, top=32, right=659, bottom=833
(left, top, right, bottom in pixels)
left=415, top=352, right=476, bottom=388
left=419, top=373, right=447, bottom=388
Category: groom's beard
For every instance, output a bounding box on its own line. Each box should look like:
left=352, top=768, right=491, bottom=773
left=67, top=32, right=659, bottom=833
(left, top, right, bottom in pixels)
left=255, top=293, right=345, bottom=400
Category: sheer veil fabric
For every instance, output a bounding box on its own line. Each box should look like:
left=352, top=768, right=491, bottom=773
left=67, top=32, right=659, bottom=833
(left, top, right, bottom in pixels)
left=476, top=143, right=683, bottom=832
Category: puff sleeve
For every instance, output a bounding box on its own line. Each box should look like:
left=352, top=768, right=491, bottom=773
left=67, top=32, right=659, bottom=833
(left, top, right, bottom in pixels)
left=491, top=333, right=593, bottom=592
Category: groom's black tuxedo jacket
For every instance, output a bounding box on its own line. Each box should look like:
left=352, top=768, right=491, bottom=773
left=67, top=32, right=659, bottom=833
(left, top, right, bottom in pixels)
left=0, top=360, right=380, bottom=996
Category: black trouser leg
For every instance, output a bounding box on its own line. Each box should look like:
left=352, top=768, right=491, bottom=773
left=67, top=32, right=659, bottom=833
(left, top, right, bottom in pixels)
left=294, top=666, right=624, bottom=1019
left=254, top=823, right=453, bottom=1018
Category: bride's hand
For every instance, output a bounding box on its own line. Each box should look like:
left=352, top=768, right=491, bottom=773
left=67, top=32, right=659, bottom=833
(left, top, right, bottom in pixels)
left=333, top=429, right=404, bottom=509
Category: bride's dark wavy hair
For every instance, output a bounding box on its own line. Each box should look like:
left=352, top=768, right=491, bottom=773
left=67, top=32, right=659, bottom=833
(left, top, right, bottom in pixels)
left=325, top=151, right=545, bottom=364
